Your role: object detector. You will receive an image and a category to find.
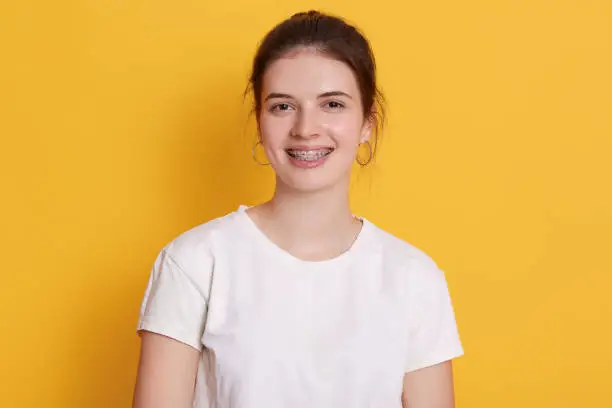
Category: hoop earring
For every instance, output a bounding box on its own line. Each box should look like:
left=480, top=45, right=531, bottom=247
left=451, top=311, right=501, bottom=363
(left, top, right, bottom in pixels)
left=252, top=140, right=270, bottom=166
left=356, top=141, right=373, bottom=166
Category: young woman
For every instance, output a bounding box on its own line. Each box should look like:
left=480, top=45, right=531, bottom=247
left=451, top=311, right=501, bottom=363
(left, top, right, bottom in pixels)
left=133, top=10, right=464, bottom=408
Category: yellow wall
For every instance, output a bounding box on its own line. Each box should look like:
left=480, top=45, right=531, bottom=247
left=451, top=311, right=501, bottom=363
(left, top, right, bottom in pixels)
left=1, top=1, right=611, bottom=406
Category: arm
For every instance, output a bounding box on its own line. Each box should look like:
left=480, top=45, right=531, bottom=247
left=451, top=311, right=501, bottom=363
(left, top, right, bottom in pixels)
left=401, top=258, right=463, bottom=408
left=401, top=360, right=456, bottom=408
left=133, top=242, right=213, bottom=407
left=132, top=331, right=200, bottom=408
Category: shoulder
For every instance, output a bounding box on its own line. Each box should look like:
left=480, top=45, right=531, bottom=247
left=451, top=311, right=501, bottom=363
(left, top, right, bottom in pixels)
left=160, top=208, right=242, bottom=272
left=367, top=222, right=458, bottom=334
left=367, top=221, right=446, bottom=288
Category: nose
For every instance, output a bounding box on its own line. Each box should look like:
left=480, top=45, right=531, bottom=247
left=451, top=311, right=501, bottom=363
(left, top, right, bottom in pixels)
left=291, top=107, right=320, bottom=139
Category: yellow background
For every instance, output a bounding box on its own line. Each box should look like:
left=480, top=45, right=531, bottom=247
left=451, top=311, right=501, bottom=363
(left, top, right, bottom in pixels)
left=1, top=1, right=611, bottom=407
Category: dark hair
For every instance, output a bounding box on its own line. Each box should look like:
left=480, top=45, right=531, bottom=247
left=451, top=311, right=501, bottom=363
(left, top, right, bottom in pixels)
left=245, top=10, right=386, bottom=155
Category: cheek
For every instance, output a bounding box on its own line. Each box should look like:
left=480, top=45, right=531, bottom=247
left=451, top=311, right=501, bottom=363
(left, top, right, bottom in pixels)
left=327, top=116, right=363, bottom=147
left=259, top=116, right=288, bottom=146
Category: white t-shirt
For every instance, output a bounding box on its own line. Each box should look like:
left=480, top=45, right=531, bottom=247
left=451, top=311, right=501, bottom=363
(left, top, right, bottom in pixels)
left=137, top=205, right=464, bottom=408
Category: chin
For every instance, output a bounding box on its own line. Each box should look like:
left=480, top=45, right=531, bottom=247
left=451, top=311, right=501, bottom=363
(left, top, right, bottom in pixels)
left=270, top=153, right=354, bottom=193
left=275, top=169, right=349, bottom=194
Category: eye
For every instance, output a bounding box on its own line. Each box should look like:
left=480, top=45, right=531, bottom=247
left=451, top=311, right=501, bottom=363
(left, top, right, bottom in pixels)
left=324, top=100, right=345, bottom=110
left=270, top=103, right=294, bottom=112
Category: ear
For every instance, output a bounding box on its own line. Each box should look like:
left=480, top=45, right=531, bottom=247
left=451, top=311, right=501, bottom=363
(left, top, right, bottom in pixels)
left=360, top=111, right=376, bottom=143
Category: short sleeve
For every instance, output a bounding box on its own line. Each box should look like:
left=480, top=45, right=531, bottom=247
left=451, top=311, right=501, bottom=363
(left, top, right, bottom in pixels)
left=137, top=246, right=209, bottom=351
left=404, top=260, right=464, bottom=372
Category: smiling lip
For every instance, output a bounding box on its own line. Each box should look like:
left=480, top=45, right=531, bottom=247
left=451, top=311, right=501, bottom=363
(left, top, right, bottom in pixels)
left=285, top=146, right=335, bottom=169
left=286, top=145, right=334, bottom=151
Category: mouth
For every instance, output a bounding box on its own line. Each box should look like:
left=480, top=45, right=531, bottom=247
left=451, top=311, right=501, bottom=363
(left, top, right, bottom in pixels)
left=285, top=147, right=335, bottom=161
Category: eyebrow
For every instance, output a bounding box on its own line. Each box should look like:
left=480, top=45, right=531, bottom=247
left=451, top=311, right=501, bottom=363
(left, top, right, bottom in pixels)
left=264, top=91, right=353, bottom=102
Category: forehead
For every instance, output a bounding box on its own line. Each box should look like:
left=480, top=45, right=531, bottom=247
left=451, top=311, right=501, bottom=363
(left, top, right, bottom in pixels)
left=262, top=51, right=360, bottom=97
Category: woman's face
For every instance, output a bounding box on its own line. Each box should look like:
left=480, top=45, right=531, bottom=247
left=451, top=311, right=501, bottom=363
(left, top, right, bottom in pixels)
left=258, top=50, right=372, bottom=192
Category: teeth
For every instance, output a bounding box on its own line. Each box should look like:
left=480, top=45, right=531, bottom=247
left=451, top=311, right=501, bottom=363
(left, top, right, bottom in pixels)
left=287, top=149, right=333, bottom=161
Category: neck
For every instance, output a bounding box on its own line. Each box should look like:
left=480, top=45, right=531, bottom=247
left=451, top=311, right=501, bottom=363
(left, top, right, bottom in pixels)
left=261, top=177, right=356, bottom=245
